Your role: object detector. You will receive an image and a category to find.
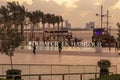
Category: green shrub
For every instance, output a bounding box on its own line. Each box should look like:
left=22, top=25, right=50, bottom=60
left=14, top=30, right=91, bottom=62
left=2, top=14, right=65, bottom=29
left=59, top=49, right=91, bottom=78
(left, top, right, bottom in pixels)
left=97, top=59, right=111, bottom=77
left=97, top=74, right=120, bottom=80
left=97, top=59, right=111, bottom=69
left=6, top=69, right=21, bottom=80
left=99, top=68, right=109, bottom=76
left=0, top=78, right=6, bottom=80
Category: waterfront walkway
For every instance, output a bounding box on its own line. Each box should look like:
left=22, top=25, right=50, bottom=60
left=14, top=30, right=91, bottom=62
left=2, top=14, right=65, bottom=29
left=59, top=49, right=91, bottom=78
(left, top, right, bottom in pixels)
left=0, top=47, right=120, bottom=73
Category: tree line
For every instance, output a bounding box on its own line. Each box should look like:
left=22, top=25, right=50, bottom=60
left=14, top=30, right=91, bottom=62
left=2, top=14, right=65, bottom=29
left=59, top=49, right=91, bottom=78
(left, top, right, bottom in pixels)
left=0, top=1, right=64, bottom=69
left=0, top=1, right=64, bottom=42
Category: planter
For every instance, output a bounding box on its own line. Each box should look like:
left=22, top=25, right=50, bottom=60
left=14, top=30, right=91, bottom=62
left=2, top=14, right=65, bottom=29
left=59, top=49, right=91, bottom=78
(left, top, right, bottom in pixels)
left=6, top=69, right=21, bottom=80
left=100, top=68, right=109, bottom=76
left=97, top=59, right=111, bottom=77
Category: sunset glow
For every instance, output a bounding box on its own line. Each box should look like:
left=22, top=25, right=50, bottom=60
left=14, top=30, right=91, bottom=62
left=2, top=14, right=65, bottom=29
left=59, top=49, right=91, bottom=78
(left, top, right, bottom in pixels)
left=1, top=0, right=120, bottom=28
left=4, top=0, right=32, bottom=5
left=45, top=0, right=79, bottom=8
left=113, top=0, right=120, bottom=9
left=95, top=0, right=102, bottom=5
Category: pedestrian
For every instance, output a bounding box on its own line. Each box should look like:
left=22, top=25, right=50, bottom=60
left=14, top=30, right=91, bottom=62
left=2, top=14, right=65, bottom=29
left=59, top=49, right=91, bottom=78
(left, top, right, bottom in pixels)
left=33, top=42, right=36, bottom=54
left=115, top=40, right=120, bottom=51
left=58, top=41, right=62, bottom=53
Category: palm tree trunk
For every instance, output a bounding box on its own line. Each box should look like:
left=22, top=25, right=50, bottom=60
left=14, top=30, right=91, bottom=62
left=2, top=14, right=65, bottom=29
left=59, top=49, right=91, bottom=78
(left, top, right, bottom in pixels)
left=42, top=23, right=45, bottom=43
left=53, top=24, right=55, bottom=41
left=37, top=23, right=39, bottom=41
left=39, top=22, right=41, bottom=41
left=57, top=23, right=60, bottom=41
left=30, top=22, right=33, bottom=41
left=61, top=22, right=63, bottom=41
left=25, top=31, right=27, bottom=45
left=25, top=24, right=28, bottom=45
left=21, top=22, right=26, bottom=45
left=21, top=22, right=24, bottom=38
left=33, top=24, right=35, bottom=41
left=48, top=23, right=50, bottom=41
left=53, top=24, right=56, bottom=47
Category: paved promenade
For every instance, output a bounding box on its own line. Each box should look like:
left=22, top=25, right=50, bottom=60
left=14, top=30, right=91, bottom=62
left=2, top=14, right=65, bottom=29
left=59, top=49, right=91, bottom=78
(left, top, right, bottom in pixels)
left=0, top=48, right=120, bottom=73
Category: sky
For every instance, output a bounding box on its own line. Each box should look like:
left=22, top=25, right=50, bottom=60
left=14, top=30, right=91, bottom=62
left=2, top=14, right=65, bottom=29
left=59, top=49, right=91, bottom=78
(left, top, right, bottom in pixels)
left=0, top=0, right=120, bottom=28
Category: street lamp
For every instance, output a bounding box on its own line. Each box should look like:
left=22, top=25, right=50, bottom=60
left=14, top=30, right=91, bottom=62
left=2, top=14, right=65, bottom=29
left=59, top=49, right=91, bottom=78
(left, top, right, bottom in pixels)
left=96, top=5, right=106, bottom=29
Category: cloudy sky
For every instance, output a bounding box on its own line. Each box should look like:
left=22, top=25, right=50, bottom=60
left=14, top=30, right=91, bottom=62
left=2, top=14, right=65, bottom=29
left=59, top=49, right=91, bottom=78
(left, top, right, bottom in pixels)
left=0, top=0, right=120, bottom=28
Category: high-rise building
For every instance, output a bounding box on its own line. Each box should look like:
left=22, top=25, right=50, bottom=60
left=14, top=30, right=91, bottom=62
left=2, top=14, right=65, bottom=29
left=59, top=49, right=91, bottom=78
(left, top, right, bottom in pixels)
left=85, top=22, right=95, bottom=29
left=65, top=20, right=71, bottom=29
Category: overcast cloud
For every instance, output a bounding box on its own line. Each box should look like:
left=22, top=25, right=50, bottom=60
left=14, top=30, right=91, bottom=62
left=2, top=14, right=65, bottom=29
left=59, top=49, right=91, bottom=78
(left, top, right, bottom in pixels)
left=0, top=0, right=120, bottom=28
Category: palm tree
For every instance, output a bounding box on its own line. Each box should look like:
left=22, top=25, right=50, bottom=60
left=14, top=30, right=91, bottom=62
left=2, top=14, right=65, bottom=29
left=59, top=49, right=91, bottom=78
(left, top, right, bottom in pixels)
left=59, top=16, right=64, bottom=41
left=38, top=11, right=44, bottom=41
left=27, top=10, right=44, bottom=41
left=41, top=14, right=47, bottom=42
left=55, top=16, right=61, bottom=41
left=7, top=2, right=20, bottom=27
left=46, top=13, right=52, bottom=41
left=116, top=23, right=120, bottom=51
left=34, top=10, right=43, bottom=41
left=0, top=6, right=11, bottom=24
left=51, top=14, right=57, bottom=41
left=26, top=11, right=35, bottom=41
left=97, top=59, right=111, bottom=77
left=7, top=1, right=26, bottom=38
left=18, top=5, right=26, bottom=38
left=32, top=10, right=40, bottom=41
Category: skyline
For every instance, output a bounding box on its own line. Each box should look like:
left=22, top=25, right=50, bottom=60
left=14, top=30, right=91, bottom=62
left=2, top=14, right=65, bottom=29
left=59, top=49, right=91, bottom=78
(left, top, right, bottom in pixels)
left=0, top=0, right=120, bottom=28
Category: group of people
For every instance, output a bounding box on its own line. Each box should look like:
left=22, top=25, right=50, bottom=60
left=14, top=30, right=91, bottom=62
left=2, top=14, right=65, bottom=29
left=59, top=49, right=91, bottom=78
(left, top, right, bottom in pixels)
left=58, top=41, right=62, bottom=53
left=32, top=41, right=63, bottom=54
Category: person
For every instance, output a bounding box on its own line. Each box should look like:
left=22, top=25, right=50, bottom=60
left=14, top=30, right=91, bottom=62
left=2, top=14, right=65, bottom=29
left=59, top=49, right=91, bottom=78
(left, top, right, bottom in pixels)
left=33, top=42, right=36, bottom=54
left=115, top=40, right=119, bottom=51
left=58, top=41, right=62, bottom=53
left=74, top=38, right=77, bottom=46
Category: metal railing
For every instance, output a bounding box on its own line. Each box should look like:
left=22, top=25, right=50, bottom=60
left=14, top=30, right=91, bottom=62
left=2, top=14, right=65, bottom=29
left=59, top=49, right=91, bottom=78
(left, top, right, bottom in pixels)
left=0, top=64, right=117, bottom=80
left=0, top=72, right=113, bottom=80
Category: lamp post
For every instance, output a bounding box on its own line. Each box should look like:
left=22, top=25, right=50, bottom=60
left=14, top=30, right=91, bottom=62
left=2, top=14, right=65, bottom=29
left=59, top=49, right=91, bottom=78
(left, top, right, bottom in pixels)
left=95, top=5, right=106, bottom=53
left=108, top=26, right=112, bottom=52
left=106, top=10, right=111, bottom=52
left=96, top=5, right=106, bottom=29
left=106, top=10, right=109, bottom=33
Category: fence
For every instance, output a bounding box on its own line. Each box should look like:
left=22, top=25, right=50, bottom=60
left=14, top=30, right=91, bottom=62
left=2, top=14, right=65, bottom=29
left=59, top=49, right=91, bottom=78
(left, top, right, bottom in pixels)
left=0, top=64, right=117, bottom=80
left=0, top=72, right=113, bottom=80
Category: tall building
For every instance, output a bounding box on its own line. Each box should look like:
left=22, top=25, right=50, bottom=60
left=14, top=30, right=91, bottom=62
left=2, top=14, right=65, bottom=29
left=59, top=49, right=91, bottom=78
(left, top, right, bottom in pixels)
left=85, top=22, right=95, bottom=29
left=65, top=20, right=71, bottom=29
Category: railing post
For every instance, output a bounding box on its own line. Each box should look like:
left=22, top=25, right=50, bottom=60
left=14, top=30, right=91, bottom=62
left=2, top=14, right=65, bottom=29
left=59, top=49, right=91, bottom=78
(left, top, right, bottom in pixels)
left=12, top=75, right=15, bottom=80
left=2, top=65, right=4, bottom=75
left=68, top=65, right=70, bottom=80
left=80, top=74, right=82, bottom=80
left=29, top=64, right=30, bottom=80
left=39, top=75, right=41, bottom=80
left=95, top=73, right=97, bottom=79
left=51, top=65, right=52, bottom=80
left=62, top=75, right=64, bottom=80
